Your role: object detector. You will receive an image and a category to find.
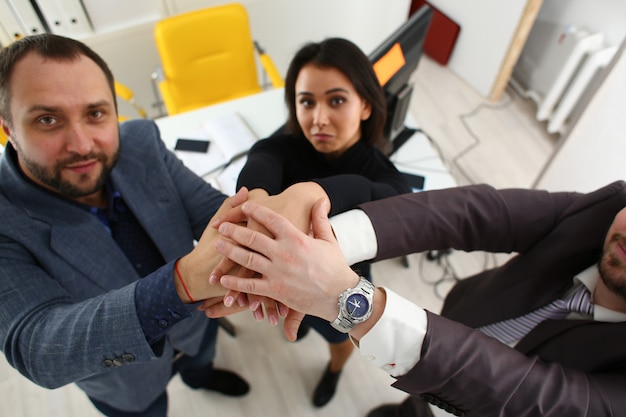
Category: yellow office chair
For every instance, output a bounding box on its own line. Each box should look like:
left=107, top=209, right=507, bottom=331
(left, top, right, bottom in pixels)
left=153, top=3, right=284, bottom=116
left=0, top=127, right=8, bottom=147
left=115, top=81, right=147, bottom=121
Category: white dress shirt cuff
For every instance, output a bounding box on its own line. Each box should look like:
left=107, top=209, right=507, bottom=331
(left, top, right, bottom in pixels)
left=358, top=287, right=427, bottom=377
left=329, top=209, right=378, bottom=265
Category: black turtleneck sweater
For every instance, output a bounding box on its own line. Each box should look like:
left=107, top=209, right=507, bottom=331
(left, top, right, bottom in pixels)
left=237, top=133, right=411, bottom=216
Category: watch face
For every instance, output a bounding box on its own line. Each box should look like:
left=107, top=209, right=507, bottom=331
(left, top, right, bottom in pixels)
left=345, top=293, right=370, bottom=319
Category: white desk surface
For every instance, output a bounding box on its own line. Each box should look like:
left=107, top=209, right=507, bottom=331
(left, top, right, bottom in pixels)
left=154, top=88, right=455, bottom=193
left=154, top=88, right=287, bottom=150
left=391, top=130, right=457, bottom=192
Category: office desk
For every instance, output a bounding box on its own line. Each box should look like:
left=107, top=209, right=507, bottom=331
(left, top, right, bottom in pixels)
left=155, top=88, right=287, bottom=150
left=154, top=88, right=455, bottom=194
left=391, top=130, right=456, bottom=192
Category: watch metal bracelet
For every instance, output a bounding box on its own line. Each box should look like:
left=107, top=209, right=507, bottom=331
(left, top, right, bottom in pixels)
left=330, top=277, right=375, bottom=333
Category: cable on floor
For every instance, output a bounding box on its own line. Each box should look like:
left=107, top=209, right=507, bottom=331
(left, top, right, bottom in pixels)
left=418, top=249, right=501, bottom=300
left=391, top=130, right=457, bottom=180
left=450, top=85, right=516, bottom=185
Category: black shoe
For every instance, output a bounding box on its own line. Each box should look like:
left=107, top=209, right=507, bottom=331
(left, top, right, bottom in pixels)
left=296, top=323, right=310, bottom=341
left=186, top=368, right=250, bottom=396
left=367, top=399, right=434, bottom=417
left=312, top=363, right=341, bottom=407
left=366, top=404, right=402, bottom=417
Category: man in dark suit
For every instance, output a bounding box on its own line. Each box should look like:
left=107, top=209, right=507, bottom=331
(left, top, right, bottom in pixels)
left=207, top=182, right=626, bottom=417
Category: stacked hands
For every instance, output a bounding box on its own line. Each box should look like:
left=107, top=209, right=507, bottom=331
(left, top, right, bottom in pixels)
left=195, top=184, right=362, bottom=342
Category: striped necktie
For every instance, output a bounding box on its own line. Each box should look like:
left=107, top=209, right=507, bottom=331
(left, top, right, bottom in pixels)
left=479, top=284, right=594, bottom=344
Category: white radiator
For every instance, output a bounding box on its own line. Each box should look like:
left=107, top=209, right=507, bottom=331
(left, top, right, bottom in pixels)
left=512, top=20, right=613, bottom=134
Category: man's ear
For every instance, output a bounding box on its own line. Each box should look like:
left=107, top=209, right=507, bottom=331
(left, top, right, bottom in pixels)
left=0, top=120, right=11, bottom=146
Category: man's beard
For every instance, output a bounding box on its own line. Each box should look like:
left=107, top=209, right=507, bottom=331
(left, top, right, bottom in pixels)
left=598, top=233, right=626, bottom=302
left=19, top=147, right=119, bottom=199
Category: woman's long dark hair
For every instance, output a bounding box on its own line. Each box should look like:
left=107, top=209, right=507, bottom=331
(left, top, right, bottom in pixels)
left=283, top=37, right=388, bottom=152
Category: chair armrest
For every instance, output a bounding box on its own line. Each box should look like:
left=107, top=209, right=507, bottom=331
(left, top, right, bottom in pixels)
left=114, top=81, right=147, bottom=119
left=254, top=41, right=284, bottom=88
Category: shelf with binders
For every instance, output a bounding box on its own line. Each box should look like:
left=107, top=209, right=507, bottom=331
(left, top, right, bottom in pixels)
left=0, top=0, right=169, bottom=47
left=0, top=0, right=90, bottom=44
left=0, top=0, right=39, bottom=44
left=34, top=0, right=94, bottom=38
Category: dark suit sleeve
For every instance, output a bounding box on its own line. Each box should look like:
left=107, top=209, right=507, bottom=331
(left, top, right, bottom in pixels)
left=392, top=312, right=625, bottom=416
left=357, top=184, right=579, bottom=261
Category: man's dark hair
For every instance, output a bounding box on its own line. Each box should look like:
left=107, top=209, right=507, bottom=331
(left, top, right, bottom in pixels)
left=0, top=33, right=116, bottom=126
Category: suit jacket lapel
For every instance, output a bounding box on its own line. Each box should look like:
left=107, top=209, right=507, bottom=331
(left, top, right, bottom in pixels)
left=515, top=319, right=626, bottom=373
left=514, top=319, right=590, bottom=354
left=13, top=187, right=139, bottom=291
left=1, top=146, right=143, bottom=290
left=48, top=211, right=139, bottom=291
left=111, top=144, right=195, bottom=263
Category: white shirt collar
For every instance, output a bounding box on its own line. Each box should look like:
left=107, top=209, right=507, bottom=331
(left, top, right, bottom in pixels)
left=575, top=265, right=626, bottom=322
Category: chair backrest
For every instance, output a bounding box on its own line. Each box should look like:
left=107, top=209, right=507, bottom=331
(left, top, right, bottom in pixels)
left=0, top=128, right=7, bottom=147
left=154, top=3, right=263, bottom=115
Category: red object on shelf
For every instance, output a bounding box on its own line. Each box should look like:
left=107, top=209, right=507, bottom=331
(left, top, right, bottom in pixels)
left=410, top=0, right=460, bottom=66
left=409, top=0, right=427, bottom=15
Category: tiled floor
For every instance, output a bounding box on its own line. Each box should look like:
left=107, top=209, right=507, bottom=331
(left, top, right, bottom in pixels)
left=0, top=55, right=559, bottom=417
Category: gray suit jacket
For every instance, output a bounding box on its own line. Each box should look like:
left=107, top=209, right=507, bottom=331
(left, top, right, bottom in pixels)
left=358, top=182, right=626, bottom=416
left=0, top=119, right=226, bottom=411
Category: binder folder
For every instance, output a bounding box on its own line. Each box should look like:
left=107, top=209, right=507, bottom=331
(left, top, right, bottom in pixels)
left=0, top=21, right=11, bottom=47
left=54, top=0, right=92, bottom=37
left=6, top=0, right=46, bottom=36
left=1, top=0, right=29, bottom=40
left=35, top=0, right=67, bottom=35
left=34, top=0, right=92, bottom=37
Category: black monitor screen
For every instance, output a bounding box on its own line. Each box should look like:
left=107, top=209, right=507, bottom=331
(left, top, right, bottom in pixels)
left=369, top=5, right=433, bottom=148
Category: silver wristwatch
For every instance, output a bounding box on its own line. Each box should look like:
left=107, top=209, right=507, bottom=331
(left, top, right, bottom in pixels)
left=330, top=277, right=375, bottom=333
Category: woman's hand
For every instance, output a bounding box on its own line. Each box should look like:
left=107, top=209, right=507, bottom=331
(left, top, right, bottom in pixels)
left=206, top=183, right=329, bottom=326
left=206, top=197, right=358, bottom=341
left=173, top=187, right=248, bottom=303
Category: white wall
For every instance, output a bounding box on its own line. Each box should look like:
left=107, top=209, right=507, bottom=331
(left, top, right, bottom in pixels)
left=160, top=0, right=411, bottom=75
left=528, top=1, right=626, bottom=192
left=426, top=0, right=531, bottom=98
left=536, top=0, right=626, bottom=46
left=535, top=39, right=626, bottom=192
left=247, top=0, right=410, bottom=76
left=82, top=0, right=411, bottom=118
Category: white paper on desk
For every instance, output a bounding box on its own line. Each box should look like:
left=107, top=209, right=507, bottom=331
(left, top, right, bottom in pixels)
left=202, top=113, right=257, bottom=161
left=174, top=128, right=225, bottom=177
left=215, top=156, right=248, bottom=196
left=174, top=113, right=257, bottom=177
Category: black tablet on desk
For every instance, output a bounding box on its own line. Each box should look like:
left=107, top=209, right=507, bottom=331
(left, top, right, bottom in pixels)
left=174, top=138, right=210, bottom=153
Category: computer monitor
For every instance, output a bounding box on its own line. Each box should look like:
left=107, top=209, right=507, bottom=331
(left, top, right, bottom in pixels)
left=369, top=5, right=433, bottom=150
